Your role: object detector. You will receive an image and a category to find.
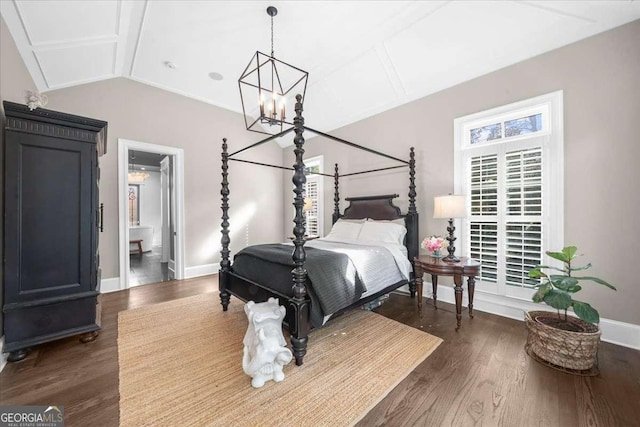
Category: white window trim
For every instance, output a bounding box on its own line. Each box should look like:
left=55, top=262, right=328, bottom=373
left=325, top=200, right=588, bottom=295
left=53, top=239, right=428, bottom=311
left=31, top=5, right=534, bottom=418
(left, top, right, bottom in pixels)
left=454, top=91, right=564, bottom=301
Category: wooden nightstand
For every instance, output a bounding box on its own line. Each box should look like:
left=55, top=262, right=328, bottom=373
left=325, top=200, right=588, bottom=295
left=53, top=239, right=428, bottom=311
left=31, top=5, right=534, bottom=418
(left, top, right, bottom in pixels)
left=413, top=256, right=481, bottom=330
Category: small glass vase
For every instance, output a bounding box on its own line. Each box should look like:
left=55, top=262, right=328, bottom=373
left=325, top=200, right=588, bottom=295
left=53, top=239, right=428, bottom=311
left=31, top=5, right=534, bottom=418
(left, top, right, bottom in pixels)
left=430, top=249, right=442, bottom=258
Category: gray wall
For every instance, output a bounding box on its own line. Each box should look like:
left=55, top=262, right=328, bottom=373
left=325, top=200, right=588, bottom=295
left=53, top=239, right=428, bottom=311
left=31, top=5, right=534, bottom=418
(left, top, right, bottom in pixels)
left=285, top=20, right=640, bottom=325
left=0, top=19, right=284, bottom=286
left=45, top=77, right=284, bottom=279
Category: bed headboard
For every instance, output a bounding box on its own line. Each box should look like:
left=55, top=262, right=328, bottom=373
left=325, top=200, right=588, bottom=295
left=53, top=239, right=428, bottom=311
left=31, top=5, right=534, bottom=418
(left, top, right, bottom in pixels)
left=342, top=194, right=401, bottom=220
left=337, top=194, right=419, bottom=264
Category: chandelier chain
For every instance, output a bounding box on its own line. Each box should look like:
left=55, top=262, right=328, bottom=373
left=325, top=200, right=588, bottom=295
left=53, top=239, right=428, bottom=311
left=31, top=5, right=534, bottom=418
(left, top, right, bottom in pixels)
left=270, top=14, right=274, bottom=58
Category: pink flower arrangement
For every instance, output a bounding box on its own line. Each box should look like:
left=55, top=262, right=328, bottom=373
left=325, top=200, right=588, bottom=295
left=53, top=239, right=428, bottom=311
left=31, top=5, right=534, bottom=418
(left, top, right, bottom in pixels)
left=421, top=236, right=448, bottom=253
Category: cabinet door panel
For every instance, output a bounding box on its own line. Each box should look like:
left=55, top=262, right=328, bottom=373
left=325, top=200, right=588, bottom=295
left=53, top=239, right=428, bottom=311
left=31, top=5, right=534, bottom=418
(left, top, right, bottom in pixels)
left=5, top=132, right=95, bottom=302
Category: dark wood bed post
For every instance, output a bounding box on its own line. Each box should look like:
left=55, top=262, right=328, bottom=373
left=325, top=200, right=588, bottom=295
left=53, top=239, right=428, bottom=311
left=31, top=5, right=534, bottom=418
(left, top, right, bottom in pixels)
left=332, top=163, right=341, bottom=224
left=219, top=138, right=231, bottom=310
left=406, top=147, right=419, bottom=298
left=291, top=94, right=310, bottom=366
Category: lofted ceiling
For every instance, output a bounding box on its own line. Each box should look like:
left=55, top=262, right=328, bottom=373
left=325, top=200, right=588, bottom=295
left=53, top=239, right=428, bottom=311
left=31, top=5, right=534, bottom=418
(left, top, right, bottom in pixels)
left=2, top=1, right=639, bottom=144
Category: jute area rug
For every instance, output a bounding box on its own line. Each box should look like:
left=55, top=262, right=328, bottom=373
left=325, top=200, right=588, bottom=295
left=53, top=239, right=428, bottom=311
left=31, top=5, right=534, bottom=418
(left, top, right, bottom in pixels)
left=118, top=293, right=442, bottom=426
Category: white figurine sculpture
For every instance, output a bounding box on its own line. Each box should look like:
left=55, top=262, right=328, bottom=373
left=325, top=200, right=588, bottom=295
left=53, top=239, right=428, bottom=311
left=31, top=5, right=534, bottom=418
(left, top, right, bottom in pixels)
left=242, top=298, right=293, bottom=388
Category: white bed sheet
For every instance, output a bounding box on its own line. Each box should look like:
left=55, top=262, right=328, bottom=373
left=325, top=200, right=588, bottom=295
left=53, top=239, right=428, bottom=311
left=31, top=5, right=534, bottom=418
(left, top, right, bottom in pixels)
left=284, top=237, right=413, bottom=324
left=306, top=237, right=412, bottom=296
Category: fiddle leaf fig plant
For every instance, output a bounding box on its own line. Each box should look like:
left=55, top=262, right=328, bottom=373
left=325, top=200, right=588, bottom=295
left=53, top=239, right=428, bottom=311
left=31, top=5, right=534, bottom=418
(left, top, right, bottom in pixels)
left=529, top=246, right=616, bottom=325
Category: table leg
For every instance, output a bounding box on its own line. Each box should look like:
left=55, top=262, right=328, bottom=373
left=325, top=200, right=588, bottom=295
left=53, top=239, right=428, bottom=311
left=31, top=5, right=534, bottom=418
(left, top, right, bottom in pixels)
left=454, top=274, right=463, bottom=331
left=468, top=276, right=476, bottom=319
left=414, top=264, right=423, bottom=310
left=431, top=274, right=438, bottom=309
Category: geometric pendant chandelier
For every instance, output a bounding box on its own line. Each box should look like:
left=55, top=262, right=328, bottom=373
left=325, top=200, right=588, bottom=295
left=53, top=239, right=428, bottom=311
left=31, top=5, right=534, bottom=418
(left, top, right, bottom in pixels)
left=238, top=6, right=309, bottom=136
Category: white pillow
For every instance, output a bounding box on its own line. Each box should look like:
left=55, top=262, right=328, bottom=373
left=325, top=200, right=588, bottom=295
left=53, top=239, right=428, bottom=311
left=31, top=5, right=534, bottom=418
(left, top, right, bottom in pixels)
left=366, top=218, right=405, bottom=226
left=324, top=219, right=364, bottom=241
left=338, top=218, right=366, bottom=224
left=358, top=220, right=407, bottom=246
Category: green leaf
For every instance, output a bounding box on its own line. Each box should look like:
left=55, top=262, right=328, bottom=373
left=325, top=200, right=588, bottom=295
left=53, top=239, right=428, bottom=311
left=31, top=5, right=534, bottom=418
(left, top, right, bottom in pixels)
left=562, top=246, right=578, bottom=260
left=550, top=276, right=579, bottom=292
left=534, top=265, right=566, bottom=273
left=570, top=263, right=592, bottom=272
left=529, top=269, right=547, bottom=279
left=532, top=283, right=551, bottom=303
left=572, top=300, right=600, bottom=324
left=542, top=289, right=572, bottom=310
left=566, top=284, right=582, bottom=293
left=546, top=251, right=570, bottom=263
left=573, top=276, right=617, bottom=290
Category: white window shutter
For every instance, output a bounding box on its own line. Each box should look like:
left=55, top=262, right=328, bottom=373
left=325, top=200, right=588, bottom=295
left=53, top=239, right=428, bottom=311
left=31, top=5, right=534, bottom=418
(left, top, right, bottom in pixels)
left=505, top=148, right=542, bottom=216
left=304, top=178, right=319, bottom=237
left=505, top=147, right=543, bottom=288
left=505, top=222, right=542, bottom=287
left=469, top=222, right=498, bottom=283
left=470, top=154, right=498, bottom=215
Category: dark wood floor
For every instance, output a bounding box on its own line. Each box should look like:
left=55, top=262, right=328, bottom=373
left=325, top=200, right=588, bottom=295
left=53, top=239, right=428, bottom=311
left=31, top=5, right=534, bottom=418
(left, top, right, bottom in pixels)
left=1, top=276, right=638, bottom=426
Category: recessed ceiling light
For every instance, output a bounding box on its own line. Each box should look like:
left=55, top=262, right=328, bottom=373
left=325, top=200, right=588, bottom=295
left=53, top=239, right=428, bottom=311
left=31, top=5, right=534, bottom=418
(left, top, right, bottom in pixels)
left=164, top=61, right=176, bottom=69
left=208, top=72, right=224, bottom=81
left=141, top=167, right=146, bottom=170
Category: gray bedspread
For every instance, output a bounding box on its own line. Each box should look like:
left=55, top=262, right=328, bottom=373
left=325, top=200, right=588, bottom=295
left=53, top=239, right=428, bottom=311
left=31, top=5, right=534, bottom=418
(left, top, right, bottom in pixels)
left=235, top=244, right=366, bottom=317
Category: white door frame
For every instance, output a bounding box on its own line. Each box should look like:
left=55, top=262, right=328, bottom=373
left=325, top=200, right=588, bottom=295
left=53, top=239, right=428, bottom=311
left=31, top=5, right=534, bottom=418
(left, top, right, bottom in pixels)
left=160, top=156, right=171, bottom=263
left=118, top=138, right=186, bottom=289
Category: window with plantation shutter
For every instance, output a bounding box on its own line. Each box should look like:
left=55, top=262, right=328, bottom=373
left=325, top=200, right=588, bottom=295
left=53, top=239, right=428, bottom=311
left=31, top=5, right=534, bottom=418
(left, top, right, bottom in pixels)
left=455, top=91, right=563, bottom=300
left=303, top=156, right=324, bottom=237
left=304, top=177, right=320, bottom=237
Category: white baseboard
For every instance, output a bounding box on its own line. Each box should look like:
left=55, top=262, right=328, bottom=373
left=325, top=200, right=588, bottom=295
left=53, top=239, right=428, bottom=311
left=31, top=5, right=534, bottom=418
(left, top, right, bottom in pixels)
left=100, top=277, right=122, bottom=293
left=597, top=318, right=640, bottom=350
left=0, top=336, right=7, bottom=373
left=185, top=263, right=220, bottom=279
left=403, top=283, right=640, bottom=350
left=100, top=262, right=218, bottom=293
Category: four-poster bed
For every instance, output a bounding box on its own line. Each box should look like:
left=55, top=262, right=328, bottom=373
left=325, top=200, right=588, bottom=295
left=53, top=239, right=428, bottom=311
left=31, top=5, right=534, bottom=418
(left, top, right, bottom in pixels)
left=219, top=95, right=419, bottom=366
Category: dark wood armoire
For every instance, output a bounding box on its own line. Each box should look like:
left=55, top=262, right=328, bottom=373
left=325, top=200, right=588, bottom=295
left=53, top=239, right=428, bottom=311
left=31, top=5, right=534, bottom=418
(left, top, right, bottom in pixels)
left=2, top=101, right=107, bottom=362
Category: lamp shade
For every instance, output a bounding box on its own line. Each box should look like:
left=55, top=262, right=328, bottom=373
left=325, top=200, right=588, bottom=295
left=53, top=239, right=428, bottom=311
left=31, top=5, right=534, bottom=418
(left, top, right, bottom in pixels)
left=434, top=195, right=466, bottom=219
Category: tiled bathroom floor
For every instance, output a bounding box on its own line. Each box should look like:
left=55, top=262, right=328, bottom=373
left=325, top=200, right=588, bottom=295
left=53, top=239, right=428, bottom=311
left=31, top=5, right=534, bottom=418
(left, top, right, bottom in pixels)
left=129, top=245, right=172, bottom=287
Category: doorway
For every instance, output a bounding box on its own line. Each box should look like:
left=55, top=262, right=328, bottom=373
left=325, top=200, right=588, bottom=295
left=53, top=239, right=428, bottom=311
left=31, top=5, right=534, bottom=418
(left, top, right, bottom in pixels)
left=118, top=139, right=185, bottom=289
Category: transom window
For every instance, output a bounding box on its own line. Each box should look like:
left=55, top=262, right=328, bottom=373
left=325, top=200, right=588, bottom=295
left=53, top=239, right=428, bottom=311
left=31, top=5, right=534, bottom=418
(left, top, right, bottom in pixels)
left=469, top=112, right=544, bottom=145
left=455, top=91, right=564, bottom=299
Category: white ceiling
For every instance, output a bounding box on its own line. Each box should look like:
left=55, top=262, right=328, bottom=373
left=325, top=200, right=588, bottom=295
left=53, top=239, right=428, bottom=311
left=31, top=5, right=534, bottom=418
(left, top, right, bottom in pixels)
left=2, top=0, right=639, bottom=143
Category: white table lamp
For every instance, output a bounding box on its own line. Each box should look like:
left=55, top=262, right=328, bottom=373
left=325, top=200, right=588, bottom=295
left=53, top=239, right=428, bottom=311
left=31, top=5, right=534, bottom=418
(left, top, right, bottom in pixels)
left=434, top=195, right=466, bottom=262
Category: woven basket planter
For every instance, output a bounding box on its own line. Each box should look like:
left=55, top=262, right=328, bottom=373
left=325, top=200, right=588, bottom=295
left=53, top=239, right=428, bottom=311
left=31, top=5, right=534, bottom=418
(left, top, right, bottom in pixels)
left=525, top=310, right=600, bottom=371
